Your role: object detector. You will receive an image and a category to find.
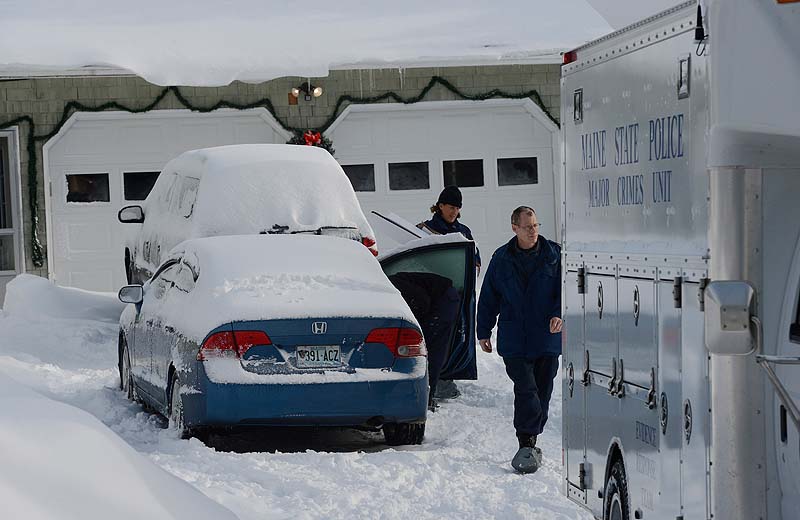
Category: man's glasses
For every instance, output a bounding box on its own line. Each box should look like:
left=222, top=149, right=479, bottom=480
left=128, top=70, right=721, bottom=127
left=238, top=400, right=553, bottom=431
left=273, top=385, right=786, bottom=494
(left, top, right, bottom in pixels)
left=517, top=223, right=541, bottom=232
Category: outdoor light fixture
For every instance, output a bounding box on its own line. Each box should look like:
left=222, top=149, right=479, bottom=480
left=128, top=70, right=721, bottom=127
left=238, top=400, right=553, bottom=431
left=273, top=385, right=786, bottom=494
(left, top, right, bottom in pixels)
left=291, top=81, right=323, bottom=101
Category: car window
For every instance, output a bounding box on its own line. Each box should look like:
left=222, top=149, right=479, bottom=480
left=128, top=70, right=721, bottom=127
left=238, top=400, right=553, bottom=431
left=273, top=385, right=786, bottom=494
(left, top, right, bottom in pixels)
left=150, top=262, right=180, bottom=300
left=159, top=173, right=178, bottom=209
left=178, top=177, right=200, bottom=218
left=172, top=262, right=197, bottom=293
left=382, top=246, right=467, bottom=292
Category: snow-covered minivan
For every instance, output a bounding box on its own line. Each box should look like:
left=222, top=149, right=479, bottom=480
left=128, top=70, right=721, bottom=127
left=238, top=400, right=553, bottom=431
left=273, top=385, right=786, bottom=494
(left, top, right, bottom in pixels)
left=118, top=144, right=377, bottom=284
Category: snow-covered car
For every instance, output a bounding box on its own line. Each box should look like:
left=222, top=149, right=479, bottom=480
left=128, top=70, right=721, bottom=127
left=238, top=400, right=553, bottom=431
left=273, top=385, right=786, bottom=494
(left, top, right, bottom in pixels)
left=117, top=144, right=377, bottom=284
left=116, top=233, right=475, bottom=445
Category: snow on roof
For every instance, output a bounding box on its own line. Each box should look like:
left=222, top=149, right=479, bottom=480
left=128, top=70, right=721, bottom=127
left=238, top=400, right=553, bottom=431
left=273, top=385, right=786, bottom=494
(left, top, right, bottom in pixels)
left=155, top=144, right=374, bottom=240
left=150, top=234, right=416, bottom=341
left=0, top=1, right=613, bottom=86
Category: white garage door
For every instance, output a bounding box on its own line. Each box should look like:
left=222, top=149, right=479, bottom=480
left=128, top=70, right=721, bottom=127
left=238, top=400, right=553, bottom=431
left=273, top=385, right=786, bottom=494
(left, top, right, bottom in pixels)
left=326, top=99, right=560, bottom=261
left=45, top=109, right=291, bottom=291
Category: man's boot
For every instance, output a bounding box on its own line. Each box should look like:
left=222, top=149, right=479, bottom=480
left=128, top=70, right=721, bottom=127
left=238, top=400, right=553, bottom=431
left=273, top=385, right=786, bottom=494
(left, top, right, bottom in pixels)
left=512, top=435, right=542, bottom=474
left=434, top=379, right=460, bottom=399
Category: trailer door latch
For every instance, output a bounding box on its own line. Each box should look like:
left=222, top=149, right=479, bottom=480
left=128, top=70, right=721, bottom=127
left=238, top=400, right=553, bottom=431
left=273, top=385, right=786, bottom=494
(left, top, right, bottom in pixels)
left=581, top=350, right=591, bottom=386
left=647, top=367, right=657, bottom=409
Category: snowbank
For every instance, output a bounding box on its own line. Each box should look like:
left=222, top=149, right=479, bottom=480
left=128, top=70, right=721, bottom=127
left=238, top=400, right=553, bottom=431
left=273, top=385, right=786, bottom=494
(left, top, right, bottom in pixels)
left=0, top=372, right=238, bottom=520
left=3, top=274, right=125, bottom=323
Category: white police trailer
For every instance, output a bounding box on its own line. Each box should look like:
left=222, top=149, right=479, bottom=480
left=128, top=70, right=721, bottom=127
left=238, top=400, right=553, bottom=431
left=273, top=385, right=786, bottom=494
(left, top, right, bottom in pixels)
left=559, top=1, right=800, bottom=519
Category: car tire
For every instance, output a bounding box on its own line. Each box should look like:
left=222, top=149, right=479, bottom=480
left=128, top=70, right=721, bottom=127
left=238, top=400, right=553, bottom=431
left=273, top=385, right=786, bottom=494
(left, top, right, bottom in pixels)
left=168, top=377, right=191, bottom=439
left=603, top=460, right=631, bottom=520
left=383, top=421, right=425, bottom=446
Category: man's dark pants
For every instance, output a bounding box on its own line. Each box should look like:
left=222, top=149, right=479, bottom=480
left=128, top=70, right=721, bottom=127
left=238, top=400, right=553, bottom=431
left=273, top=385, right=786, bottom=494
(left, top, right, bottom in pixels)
left=503, top=355, right=560, bottom=438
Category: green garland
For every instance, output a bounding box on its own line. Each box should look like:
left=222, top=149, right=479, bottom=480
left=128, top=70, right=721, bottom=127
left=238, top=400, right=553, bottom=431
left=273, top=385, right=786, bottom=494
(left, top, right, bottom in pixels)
left=0, top=76, right=558, bottom=268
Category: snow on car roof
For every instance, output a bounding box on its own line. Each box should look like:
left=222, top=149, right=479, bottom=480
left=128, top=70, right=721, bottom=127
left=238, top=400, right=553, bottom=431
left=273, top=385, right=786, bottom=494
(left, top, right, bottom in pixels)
left=156, top=234, right=416, bottom=341
left=159, top=144, right=374, bottom=239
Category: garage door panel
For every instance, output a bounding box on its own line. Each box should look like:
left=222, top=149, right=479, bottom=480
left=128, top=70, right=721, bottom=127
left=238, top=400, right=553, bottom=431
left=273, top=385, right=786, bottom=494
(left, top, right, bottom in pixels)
left=233, top=121, right=282, bottom=144
left=66, top=222, right=113, bottom=254
left=386, top=116, right=429, bottom=151
left=332, top=117, right=375, bottom=152
left=175, top=123, right=221, bottom=151
left=492, top=112, right=552, bottom=148
left=118, top=125, right=166, bottom=157
left=68, top=269, right=115, bottom=292
left=54, top=125, right=115, bottom=161
left=433, top=113, right=483, bottom=150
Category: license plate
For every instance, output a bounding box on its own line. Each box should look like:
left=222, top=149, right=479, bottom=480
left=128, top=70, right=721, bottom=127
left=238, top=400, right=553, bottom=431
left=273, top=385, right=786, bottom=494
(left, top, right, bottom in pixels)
left=296, top=345, right=341, bottom=368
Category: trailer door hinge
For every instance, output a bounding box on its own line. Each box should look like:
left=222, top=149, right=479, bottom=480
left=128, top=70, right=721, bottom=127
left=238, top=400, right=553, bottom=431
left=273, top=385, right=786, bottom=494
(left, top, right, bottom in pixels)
left=577, top=267, right=586, bottom=294
left=698, top=278, right=710, bottom=311
left=579, top=462, right=588, bottom=490
left=673, top=276, right=683, bottom=308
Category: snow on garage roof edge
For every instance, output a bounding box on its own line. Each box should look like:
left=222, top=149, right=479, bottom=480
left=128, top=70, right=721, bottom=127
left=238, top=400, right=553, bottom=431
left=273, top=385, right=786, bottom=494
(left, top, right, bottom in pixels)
left=0, top=0, right=612, bottom=86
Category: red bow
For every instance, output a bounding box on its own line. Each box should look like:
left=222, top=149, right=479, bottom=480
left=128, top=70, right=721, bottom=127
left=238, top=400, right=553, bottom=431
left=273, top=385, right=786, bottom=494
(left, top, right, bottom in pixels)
left=303, top=130, right=322, bottom=146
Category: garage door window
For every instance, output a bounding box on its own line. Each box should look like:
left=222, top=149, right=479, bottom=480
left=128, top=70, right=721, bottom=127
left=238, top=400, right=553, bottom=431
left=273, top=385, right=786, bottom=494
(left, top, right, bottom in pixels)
left=123, top=171, right=160, bottom=201
left=443, top=159, right=484, bottom=188
left=66, top=173, right=110, bottom=203
left=389, top=162, right=429, bottom=191
left=498, top=157, right=538, bottom=186
left=341, top=164, right=375, bottom=192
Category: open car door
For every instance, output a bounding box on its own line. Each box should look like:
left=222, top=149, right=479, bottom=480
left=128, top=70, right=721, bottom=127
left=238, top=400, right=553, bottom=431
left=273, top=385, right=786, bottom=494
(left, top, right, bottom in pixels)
left=379, top=232, right=477, bottom=380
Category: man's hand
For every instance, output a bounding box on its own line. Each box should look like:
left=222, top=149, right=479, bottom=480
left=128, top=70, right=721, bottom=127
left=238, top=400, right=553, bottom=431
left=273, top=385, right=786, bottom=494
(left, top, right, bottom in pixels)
left=549, top=317, right=563, bottom=334
left=479, top=338, right=493, bottom=353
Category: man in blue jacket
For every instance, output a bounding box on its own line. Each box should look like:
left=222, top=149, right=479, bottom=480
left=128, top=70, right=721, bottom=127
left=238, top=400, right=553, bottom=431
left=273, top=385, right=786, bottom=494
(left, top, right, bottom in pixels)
left=477, top=206, right=562, bottom=474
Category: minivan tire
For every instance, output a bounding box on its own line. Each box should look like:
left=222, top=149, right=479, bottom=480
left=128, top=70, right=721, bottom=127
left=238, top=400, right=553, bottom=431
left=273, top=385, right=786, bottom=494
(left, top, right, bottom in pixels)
left=383, top=421, right=425, bottom=446
left=603, top=460, right=630, bottom=520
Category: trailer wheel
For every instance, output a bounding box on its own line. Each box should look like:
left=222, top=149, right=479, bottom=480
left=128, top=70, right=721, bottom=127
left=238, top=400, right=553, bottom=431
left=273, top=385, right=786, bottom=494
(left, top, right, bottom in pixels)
left=603, top=460, right=630, bottom=520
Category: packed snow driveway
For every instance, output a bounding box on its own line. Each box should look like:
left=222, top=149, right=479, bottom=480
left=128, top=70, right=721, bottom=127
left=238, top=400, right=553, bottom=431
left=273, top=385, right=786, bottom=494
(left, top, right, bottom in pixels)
left=0, top=275, right=592, bottom=520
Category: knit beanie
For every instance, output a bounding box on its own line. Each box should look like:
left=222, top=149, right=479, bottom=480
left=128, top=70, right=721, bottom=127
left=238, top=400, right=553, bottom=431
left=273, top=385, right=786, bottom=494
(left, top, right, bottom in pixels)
left=436, top=185, right=463, bottom=208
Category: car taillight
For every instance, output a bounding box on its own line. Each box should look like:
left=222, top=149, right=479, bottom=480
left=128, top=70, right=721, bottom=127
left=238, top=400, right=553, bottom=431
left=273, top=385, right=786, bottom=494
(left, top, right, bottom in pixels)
left=198, top=330, right=271, bottom=360
left=365, top=327, right=426, bottom=357
left=361, top=236, right=379, bottom=257
left=233, top=331, right=272, bottom=356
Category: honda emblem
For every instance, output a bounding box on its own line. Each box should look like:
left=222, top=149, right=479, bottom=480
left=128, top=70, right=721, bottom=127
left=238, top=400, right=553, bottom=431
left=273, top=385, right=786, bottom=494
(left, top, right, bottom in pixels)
left=311, top=322, right=327, bottom=334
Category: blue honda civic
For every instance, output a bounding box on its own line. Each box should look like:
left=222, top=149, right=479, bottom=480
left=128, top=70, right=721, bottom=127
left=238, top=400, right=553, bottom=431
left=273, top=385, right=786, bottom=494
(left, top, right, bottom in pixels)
left=117, top=233, right=475, bottom=445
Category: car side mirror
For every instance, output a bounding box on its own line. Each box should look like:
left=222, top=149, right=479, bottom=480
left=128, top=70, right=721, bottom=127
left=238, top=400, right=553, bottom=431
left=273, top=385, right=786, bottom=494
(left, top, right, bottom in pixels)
left=704, top=280, right=756, bottom=355
left=119, top=285, right=144, bottom=304
left=118, top=205, right=144, bottom=224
